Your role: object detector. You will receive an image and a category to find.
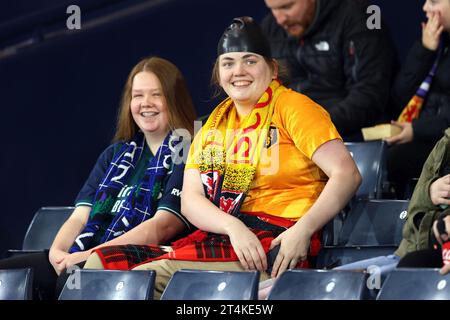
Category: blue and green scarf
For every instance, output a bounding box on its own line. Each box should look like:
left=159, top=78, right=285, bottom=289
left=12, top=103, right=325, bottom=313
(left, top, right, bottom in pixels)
left=69, top=132, right=180, bottom=253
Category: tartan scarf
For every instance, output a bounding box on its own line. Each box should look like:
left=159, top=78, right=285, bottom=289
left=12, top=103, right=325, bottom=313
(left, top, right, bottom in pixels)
left=197, top=79, right=285, bottom=215
left=69, top=132, right=179, bottom=253
left=397, top=44, right=443, bottom=122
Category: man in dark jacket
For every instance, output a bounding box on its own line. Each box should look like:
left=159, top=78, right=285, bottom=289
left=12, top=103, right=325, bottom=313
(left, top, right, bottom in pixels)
left=261, top=0, right=396, bottom=140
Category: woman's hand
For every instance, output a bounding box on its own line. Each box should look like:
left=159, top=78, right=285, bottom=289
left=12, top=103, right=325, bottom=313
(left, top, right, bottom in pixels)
left=61, top=251, right=92, bottom=269
left=422, top=11, right=444, bottom=51
left=49, top=249, right=70, bottom=275
left=430, top=174, right=450, bottom=206
left=384, top=121, right=414, bottom=145
left=269, top=224, right=311, bottom=278
left=50, top=250, right=91, bottom=275
left=226, top=220, right=267, bottom=272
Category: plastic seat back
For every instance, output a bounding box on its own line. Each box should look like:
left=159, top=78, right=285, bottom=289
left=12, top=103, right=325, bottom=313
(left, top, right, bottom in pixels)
left=0, top=268, right=33, bottom=300
left=268, top=269, right=369, bottom=300
left=345, top=141, right=386, bottom=199
left=58, top=269, right=155, bottom=300
left=161, top=269, right=259, bottom=300
left=377, top=268, right=450, bottom=300
left=22, top=206, right=74, bottom=250
left=337, top=200, right=409, bottom=246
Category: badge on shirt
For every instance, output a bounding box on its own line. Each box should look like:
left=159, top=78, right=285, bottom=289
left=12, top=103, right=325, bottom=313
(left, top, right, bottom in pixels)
left=265, top=126, right=278, bottom=149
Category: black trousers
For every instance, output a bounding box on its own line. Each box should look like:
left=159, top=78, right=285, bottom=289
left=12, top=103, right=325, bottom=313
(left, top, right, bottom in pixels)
left=387, top=141, right=436, bottom=198
left=0, top=251, right=85, bottom=300
left=397, top=249, right=443, bottom=268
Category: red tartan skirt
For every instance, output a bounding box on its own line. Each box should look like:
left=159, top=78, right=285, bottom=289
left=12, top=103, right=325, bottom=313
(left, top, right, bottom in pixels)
left=93, top=211, right=321, bottom=271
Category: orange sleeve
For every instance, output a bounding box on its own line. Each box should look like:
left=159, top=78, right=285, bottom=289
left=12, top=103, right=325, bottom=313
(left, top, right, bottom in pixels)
left=277, top=90, right=342, bottom=159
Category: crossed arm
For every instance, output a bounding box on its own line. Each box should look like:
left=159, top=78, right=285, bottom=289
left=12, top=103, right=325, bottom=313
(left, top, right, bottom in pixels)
left=49, top=207, right=184, bottom=275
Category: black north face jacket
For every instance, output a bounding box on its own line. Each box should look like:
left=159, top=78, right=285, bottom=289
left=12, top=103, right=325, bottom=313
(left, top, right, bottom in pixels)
left=261, top=0, right=396, bottom=138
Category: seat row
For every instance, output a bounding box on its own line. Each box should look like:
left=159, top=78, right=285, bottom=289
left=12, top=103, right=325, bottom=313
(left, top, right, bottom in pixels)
left=5, top=197, right=409, bottom=258
left=0, top=141, right=420, bottom=300
left=3, top=197, right=411, bottom=296
left=3, top=141, right=391, bottom=257
left=1, top=267, right=449, bottom=300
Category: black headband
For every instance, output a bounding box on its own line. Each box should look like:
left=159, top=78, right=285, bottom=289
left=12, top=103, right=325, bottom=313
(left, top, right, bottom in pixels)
left=217, top=16, right=272, bottom=58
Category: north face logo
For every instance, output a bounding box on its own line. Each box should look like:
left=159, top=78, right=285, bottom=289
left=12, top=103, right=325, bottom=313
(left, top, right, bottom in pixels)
left=315, top=41, right=330, bottom=51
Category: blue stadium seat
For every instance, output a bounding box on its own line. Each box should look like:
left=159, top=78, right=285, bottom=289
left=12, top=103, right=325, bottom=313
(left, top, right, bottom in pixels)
left=58, top=269, right=155, bottom=300
left=268, top=269, right=370, bottom=300
left=0, top=268, right=33, bottom=300
left=161, top=269, right=259, bottom=300
left=345, top=141, right=386, bottom=200
left=377, top=268, right=450, bottom=300
left=322, top=142, right=388, bottom=246
left=6, top=206, right=73, bottom=257
left=337, top=199, right=409, bottom=246
left=316, top=246, right=398, bottom=269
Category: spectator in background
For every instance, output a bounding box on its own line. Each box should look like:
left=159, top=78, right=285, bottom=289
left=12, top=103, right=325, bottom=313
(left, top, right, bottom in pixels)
left=386, top=0, right=450, bottom=198
left=334, top=128, right=450, bottom=277
left=261, top=0, right=396, bottom=141
left=0, top=56, right=197, bottom=299
left=395, top=126, right=450, bottom=271
left=84, top=16, right=361, bottom=299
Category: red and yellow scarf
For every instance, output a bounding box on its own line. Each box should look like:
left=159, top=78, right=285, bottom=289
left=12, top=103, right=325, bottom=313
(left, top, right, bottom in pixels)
left=196, top=79, right=285, bottom=214
left=397, top=45, right=442, bottom=122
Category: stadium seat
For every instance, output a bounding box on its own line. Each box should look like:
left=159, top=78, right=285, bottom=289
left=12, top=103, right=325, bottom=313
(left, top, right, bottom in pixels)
left=58, top=269, right=155, bottom=300
left=321, top=142, right=388, bottom=247
left=321, top=209, right=346, bottom=247
left=161, top=269, right=259, bottom=300
left=268, top=269, right=370, bottom=300
left=0, top=268, right=33, bottom=300
left=6, top=206, right=73, bottom=257
left=345, top=141, right=386, bottom=200
left=377, top=268, right=450, bottom=300
left=316, top=246, right=398, bottom=269
left=337, top=199, right=409, bottom=246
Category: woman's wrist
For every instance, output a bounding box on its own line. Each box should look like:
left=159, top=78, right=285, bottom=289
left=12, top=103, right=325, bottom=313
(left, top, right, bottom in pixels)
left=223, top=216, right=245, bottom=236
left=49, top=247, right=64, bottom=255
left=293, top=217, right=315, bottom=238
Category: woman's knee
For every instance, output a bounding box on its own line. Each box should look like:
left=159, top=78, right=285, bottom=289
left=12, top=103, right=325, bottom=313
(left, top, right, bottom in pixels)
left=83, top=252, right=104, bottom=269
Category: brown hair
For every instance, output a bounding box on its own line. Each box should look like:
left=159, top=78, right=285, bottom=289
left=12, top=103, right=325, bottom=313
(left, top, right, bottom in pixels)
left=114, top=56, right=197, bottom=142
